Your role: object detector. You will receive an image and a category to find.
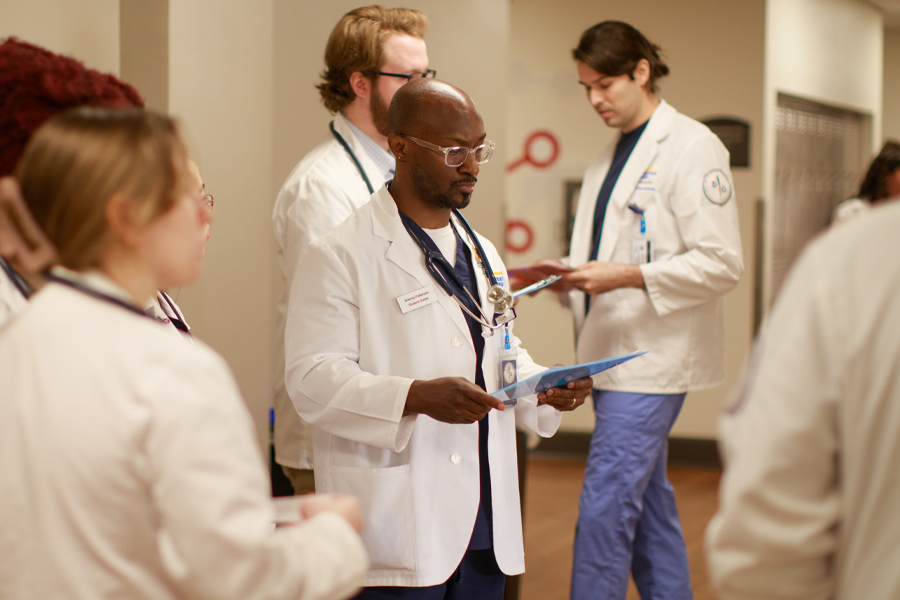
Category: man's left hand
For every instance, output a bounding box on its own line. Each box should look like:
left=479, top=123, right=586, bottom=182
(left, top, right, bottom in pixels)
left=562, top=261, right=645, bottom=295
left=537, top=375, right=593, bottom=411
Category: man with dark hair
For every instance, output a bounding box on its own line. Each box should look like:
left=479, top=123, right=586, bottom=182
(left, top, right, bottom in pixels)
left=272, top=6, right=433, bottom=495
left=285, top=78, right=592, bottom=599
left=557, top=21, right=744, bottom=600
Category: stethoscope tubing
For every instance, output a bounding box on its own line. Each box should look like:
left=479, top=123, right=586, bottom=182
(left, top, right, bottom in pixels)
left=45, top=273, right=155, bottom=321
left=0, top=256, right=32, bottom=299
left=330, top=121, right=375, bottom=195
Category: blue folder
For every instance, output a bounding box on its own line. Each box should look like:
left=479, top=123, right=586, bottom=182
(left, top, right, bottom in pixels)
left=493, top=350, right=648, bottom=405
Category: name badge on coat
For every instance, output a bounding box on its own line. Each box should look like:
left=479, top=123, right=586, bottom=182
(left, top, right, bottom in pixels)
left=397, top=286, right=437, bottom=314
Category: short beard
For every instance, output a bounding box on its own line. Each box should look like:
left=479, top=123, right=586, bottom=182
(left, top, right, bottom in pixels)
left=410, top=162, right=471, bottom=210
left=370, top=85, right=390, bottom=138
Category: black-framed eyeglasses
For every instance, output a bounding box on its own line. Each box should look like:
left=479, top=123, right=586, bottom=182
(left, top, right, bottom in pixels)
left=401, top=135, right=495, bottom=167
left=376, top=69, right=437, bottom=82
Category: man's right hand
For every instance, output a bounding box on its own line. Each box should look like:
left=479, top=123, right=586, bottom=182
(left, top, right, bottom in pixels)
left=404, top=377, right=505, bottom=423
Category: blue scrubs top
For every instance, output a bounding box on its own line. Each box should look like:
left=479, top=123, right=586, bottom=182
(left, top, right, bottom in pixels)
left=585, top=120, right=648, bottom=313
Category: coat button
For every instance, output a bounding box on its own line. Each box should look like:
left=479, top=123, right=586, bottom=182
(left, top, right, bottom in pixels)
left=451, top=337, right=462, bottom=348
left=450, top=453, right=461, bottom=464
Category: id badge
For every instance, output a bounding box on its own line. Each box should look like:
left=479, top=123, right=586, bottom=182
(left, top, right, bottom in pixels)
left=631, top=237, right=651, bottom=264
left=498, top=325, right=517, bottom=387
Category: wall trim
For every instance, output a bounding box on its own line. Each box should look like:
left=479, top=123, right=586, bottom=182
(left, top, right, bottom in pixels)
left=533, top=431, right=721, bottom=470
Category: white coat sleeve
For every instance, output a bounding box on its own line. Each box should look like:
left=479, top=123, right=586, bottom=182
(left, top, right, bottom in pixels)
left=277, top=176, right=360, bottom=289
left=706, top=247, right=840, bottom=600
left=506, top=322, right=562, bottom=437
left=640, top=135, right=744, bottom=316
left=145, top=350, right=368, bottom=600
left=285, top=240, right=416, bottom=452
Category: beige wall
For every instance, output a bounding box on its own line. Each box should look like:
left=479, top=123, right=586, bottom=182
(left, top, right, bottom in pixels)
left=166, top=0, right=276, bottom=450
left=0, top=0, right=119, bottom=74
left=506, top=0, right=764, bottom=437
left=884, top=28, right=900, bottom=141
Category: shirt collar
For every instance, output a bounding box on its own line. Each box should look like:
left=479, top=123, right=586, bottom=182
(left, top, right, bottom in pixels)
left=344, top=117, right=396, bottom=179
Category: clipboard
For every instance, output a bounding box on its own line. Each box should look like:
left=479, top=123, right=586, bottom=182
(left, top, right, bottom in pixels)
left=492, top=350, right=648, bottom=405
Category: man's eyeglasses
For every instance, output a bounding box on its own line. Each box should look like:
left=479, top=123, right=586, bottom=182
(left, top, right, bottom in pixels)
left=377, top=69, right=437, bottom=82
left=401, top=135, right=495, bottom=167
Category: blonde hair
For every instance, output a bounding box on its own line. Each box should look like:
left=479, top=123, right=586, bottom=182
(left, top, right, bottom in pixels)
left=317, top=5, right=428, bottom=113
left=14, top=107, right=186, bottom=270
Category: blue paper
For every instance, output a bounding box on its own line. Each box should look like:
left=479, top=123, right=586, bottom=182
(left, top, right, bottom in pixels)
left=493, top=350, right=648, bottom=405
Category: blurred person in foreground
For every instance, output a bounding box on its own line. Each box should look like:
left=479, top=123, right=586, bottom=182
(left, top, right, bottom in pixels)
left=707, top=201, right=900, bottom=599
left=0, top=107, right=367, bottom=600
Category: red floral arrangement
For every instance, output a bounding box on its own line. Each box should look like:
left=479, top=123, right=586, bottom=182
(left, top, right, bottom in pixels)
left=0, top=37, right=145, bottom=176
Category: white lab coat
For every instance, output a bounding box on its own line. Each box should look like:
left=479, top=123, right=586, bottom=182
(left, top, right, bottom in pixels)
left=568, top=100, right=743, bottom=393
left=706, top=201, right=900, bottom=600
left=285, top=186, right=561, bottom=587
left=273, top=113, right=386, bottom=470
left=0, top=273, right=367, bottom=600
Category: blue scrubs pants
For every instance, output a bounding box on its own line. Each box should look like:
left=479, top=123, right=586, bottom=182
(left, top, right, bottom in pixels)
left=356, top=549, right=505, bottom=600
left=570, top=390, right=692, bottom=600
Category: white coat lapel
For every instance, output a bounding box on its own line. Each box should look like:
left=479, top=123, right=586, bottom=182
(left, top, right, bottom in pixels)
left=371, top=189, right=471, bottom=339
left=596, top=101, right=675, bottom=262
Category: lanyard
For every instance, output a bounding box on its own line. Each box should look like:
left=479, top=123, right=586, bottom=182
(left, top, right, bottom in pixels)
left=45, top=273, right=155, bottom=322
left=399, top=210, right=512, bottom=331
left=0, top=256, right=32, bottom=299
left=330, top=121, right=375, bottom=195
left=158, top=290, right=192, bottom=337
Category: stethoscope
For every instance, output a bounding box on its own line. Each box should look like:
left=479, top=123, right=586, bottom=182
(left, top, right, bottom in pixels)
left=157, top=290, right=192, bottom=337
left=331, top=121, right=375, bottom=195
left=401, top=212, right=514, bottom=333
left=330, top=120, right=514, bottom=331
left=45, top=272, right=191, bottom=337
left=0, top=256, right=32, bottom=299
left=45, top=272, right=156, bottom=321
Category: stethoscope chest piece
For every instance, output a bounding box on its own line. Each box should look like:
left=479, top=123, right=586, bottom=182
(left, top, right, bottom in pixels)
left=486, top=284, right=513, bottom=313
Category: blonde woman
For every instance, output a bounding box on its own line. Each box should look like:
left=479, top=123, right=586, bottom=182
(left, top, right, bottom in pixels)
left=0, top=107, right=367, bottom=600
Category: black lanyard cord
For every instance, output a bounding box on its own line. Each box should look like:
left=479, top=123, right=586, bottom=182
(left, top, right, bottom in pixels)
left=330, top=121, right=375, bottom=195
left=158, top=290, right=192, bottom=337
left=45, top=273, right=155, bottom=322
left=0, top=256, right=32, bottom=299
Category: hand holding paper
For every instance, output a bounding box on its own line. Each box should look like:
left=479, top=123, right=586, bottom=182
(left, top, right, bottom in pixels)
left=508, top=260, right=574, bottom=294
left=492, top=350, right=648, bottom=404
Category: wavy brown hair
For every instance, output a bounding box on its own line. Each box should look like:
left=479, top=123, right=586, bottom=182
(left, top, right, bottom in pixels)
left=573, top=21, right=669, bottom=94
left=858, top=141, right=900, bottom=202
left=317, top=5, right=428, bottom=113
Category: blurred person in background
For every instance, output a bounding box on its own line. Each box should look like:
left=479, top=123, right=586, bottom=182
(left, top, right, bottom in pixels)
left=272, top=5, right=432, bottom=495
left=832, top=140, right=900, bottom=224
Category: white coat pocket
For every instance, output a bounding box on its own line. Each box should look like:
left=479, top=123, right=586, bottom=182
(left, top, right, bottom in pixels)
left=326, top=464, right=417, bottom=571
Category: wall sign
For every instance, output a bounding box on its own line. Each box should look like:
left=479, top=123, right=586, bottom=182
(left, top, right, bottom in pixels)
left=702, top=117, right=750, bottom=168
